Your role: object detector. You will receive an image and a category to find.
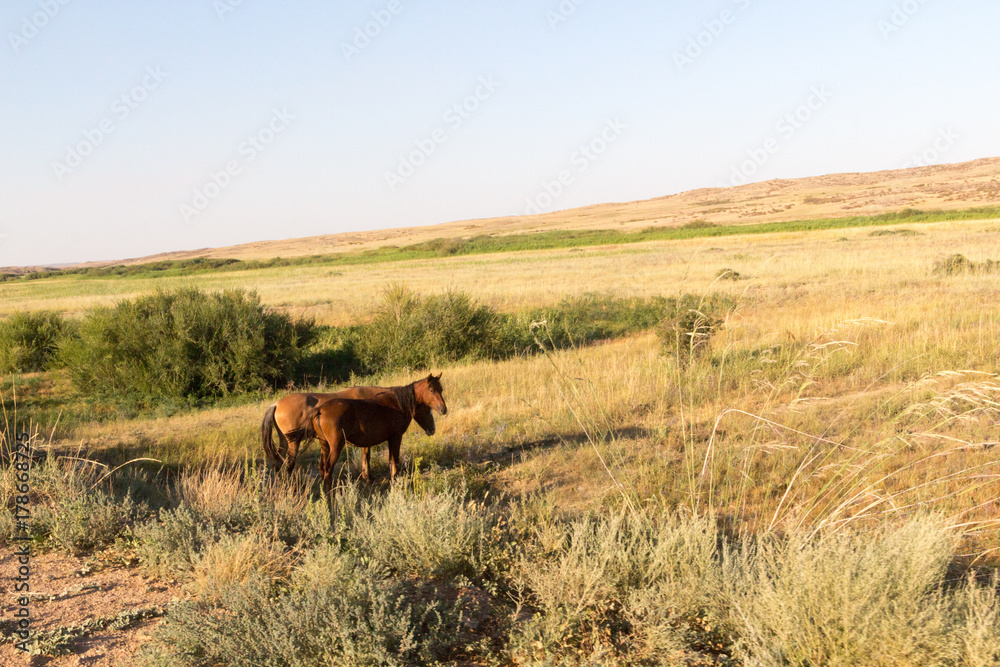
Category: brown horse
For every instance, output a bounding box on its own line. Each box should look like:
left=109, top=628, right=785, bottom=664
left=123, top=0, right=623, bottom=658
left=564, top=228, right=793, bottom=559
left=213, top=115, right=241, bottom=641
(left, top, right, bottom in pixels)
left=261, top=374, right=447, bottom=481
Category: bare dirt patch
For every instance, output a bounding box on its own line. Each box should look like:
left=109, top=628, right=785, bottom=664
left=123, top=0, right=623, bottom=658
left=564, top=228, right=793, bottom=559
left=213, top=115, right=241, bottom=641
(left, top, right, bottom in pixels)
left=0, top=550, right=182, bottom=666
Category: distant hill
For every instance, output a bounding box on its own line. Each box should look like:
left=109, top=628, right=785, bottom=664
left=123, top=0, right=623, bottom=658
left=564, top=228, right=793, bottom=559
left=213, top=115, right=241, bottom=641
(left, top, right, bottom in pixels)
left=58, top=157, right=1000, bottom=268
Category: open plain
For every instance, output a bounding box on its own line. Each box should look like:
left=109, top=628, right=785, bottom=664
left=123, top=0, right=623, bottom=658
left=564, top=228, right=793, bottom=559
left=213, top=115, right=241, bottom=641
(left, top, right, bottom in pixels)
left=4, top=163, right=1000, bottom=665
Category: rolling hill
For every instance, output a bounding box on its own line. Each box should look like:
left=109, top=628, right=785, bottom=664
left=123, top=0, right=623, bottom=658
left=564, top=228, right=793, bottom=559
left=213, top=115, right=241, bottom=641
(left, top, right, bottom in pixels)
left=64, top=156, right=1000, bottom=268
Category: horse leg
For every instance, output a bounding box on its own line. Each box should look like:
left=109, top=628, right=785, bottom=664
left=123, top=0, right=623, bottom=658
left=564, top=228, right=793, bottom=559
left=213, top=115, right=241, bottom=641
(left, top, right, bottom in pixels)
left=360, top=447, right=371, bottom=482
left=317, top=438, right=331, bottom=486
left=284, top=437, right=302, bottom=475
left=327, top=437, right=347, bottom=495
left=387, top=434, right=402, bottom=482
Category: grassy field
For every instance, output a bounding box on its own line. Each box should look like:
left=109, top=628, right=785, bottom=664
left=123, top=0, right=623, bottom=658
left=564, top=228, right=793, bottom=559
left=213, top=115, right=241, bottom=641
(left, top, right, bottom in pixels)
left=4, top=217, right=1000, bottom=664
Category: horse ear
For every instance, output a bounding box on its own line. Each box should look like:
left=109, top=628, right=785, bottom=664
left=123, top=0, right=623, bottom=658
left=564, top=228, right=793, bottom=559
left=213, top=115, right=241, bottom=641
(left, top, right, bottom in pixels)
left=435, top=373, right=442, bottom=380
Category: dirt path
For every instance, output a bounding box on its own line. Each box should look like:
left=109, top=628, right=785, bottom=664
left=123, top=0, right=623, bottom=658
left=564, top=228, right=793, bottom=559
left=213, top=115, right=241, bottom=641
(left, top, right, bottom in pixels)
left=0, top=550, right=182, bottom=666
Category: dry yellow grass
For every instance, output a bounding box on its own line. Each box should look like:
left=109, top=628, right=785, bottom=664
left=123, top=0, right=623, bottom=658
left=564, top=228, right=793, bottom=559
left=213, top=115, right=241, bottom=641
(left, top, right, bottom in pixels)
left=14, top=215, right=1000, bottom=559
left=7, top=217, right=1000, bottom=326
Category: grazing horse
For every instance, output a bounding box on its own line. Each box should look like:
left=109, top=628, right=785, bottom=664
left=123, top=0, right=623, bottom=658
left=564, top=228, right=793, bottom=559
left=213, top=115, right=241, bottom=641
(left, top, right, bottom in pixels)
left=261, top=374, right=447, bottom=481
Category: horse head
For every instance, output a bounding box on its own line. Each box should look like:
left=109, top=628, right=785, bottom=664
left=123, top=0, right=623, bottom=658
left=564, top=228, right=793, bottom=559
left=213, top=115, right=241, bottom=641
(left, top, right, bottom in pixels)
left=414, top=403, right=436, bottom=436
left=415, top=373, right=447, bottom=416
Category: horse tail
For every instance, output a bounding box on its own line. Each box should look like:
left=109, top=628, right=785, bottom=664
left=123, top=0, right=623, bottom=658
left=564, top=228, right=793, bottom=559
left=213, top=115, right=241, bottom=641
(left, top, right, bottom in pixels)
left=261, top=404, right=286, bottom=468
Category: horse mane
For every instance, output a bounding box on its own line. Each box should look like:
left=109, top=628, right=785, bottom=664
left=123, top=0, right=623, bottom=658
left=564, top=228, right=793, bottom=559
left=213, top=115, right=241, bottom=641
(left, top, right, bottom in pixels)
left=390, top=383, right=417, bottom=418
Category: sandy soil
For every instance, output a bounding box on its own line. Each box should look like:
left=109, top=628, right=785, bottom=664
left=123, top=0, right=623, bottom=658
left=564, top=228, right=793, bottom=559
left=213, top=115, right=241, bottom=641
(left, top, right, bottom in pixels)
left=0, top=551, right=182, bottom=667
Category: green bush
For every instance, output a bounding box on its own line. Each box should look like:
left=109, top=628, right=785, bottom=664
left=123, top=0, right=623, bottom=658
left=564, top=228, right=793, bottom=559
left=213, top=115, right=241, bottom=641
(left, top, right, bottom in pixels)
left=135, top=464, right=331, bottom=577
left=0, top=310, right=67, bottom=373
left=59, top=288, right=315, bottom=400
left=35, top=492, right=139, bottom=555
left=133, top=505, right=225, bottom=577
left=353, top=285, right=507, bottom=373
left=352, top=288, right=683, bottom=374
left=519, top=293, right=672, bottom=352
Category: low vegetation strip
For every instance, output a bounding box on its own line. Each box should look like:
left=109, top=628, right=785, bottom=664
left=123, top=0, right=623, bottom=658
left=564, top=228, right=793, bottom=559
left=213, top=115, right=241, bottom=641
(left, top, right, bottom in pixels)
left=3, top=452, right=998, bottom=665
left=9, top=286, right=727, bottom=406
left=6, top=205, right=1000, bottom=283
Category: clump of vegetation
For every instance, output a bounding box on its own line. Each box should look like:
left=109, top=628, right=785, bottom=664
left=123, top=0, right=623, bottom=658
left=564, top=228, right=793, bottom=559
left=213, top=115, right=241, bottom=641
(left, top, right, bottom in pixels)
left=519, top=293, right=674, bottom=352
left=349, top=287, right=684, bottom=374
left=58, top=288, right=315, bottom=401
left=933, top=253, right=1000, bottom=276
left=656, top=294, right=729, bottom=364
left=870, top=228, right=920, bottom=237
left=510, top=512, right=724, bottom=665
left=344, top=484, right=513, bottom=583
left=725, top=518, right=999, bottom=667
left=682, top=219, right=718, bottom=229
left=716, top=267, right=743, bottom=281
left=137, top=481, right=504, bottom=666
left=0, top=454, right=144, bottom=555
left=140, top=558, right=477, bottom=667
left=354, top=285, right=506, bottom=373
left=0, top=311, right=68, bottom=373
left=134, top=463, right=330, bottom=577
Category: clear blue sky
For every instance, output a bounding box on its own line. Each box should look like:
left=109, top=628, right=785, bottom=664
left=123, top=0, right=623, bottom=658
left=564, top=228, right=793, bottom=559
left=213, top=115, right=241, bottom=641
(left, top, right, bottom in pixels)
left=2, top=0, right=998, bottom=266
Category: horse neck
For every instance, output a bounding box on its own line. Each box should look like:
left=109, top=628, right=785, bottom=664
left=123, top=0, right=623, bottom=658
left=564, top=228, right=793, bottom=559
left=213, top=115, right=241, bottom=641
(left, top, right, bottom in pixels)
left=391, top=384, right=417, bottom=418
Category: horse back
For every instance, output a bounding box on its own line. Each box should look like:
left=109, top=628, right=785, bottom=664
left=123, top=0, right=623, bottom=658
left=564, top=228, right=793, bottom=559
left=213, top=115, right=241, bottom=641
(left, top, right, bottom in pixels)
left=313, top=397, right=410, bottom=448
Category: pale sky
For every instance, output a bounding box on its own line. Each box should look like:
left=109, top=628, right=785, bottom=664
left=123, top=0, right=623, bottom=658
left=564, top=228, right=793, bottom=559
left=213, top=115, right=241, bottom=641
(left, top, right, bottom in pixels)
left=2, top=1, right=999, bottom=266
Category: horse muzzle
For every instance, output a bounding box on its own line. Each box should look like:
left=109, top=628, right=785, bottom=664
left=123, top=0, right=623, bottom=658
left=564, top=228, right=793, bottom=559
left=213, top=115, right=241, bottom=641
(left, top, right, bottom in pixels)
left=423, top=426, right=436, bottom=436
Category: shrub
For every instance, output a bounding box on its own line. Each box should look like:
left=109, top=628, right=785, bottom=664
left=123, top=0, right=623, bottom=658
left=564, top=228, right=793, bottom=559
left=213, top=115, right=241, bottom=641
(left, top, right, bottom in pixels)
left=11, top=456, right=143, bottom=554
left=187, top=531, right=293, bottom=603
left=933, top=253, right=1000, bottom=277
left=346, top=484, right=511, bottom=583
left=136, top=463, right=331, bottom=577
left=134, top=505, right=224, bottom=577
left=141, top=559, right=479, bottom=666
left=656, top=294, right=729, bottom=364
left=0, top=310, right=67, bottom=373
left=173, top=462, right=330, bottom=548
left=935, top=253, right=974, bottom=276
left=519, top=293, right=671, bottom=352
left=683, top=219, right=718, bottom=229
left=353, top=285, right=505, bottom=373
left=35, top=492, right=139, bottom=555
left=59, top=288, right=315, bottom=401
left=510, top=512, right=721, bottom=664
left=722, top=517, right=979, bottom=667
left=338, top=289, right=704, bottom=374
